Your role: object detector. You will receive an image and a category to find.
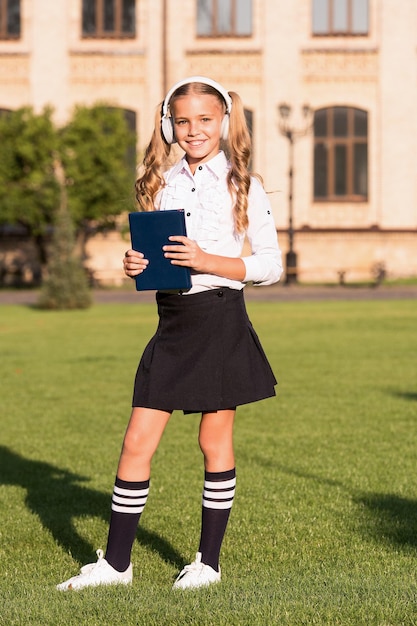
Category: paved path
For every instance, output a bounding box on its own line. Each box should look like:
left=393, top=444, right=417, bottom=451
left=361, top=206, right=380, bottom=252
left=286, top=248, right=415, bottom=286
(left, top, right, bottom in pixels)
left=1, top=284, right=417, bottom=306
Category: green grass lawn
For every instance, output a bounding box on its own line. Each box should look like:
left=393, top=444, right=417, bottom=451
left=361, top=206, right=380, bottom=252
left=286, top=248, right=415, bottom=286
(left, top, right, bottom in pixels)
left=1, top=297, right=417, bottom=625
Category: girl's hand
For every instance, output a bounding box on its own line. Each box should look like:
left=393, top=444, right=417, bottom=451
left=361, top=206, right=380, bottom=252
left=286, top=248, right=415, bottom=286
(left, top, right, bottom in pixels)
left=123, top=249, right=149, bottom=277
left=163, top=236, right=208, bottom=272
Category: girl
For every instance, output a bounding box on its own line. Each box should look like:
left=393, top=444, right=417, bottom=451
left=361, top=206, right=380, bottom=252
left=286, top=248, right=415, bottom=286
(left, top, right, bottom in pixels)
left=57, top=76, right=282, bottom=591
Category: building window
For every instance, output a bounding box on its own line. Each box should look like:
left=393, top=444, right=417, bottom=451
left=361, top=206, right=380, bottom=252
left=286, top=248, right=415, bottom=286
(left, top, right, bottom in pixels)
left=197, top=0, right=252, bottom=37
left=82, top=0, right=135, bottom=38
left=312, top=0, right=368, bottom=36
left=314, top=106, right=368, bottom=201
left=0, top=0, right=21, bottom=39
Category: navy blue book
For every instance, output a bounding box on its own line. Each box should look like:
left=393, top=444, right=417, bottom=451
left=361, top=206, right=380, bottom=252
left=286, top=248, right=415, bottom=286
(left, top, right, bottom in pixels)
left=128, top=210, right=192, bottom=291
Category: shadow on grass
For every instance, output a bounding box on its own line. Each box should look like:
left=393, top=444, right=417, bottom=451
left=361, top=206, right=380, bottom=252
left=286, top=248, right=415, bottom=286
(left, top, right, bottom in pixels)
left=388, top=390, right=417, bottom=402
left=270, top=461, right=417, bottom=551
left=0, top=445, right=184, bottom=568
left=354, top=492, right=417, bottom=548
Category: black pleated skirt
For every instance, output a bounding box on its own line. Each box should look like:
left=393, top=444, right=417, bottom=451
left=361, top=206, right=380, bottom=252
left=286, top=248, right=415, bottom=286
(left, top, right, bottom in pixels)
left=132, top=287, right=277, bottom=414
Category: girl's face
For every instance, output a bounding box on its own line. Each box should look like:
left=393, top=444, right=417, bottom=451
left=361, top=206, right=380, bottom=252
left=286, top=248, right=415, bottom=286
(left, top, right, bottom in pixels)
left=171, top=93, right=224, bottom=173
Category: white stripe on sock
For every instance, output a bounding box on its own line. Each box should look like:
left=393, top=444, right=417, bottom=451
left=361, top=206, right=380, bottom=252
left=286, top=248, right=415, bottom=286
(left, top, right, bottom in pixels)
left=112, top=494, right=148, bottom=506
left=204, top=478, right=236, bottom=490
left=114, top=485, right=149, bottom=498
left=202, top=475, right=236, bottom=510
left=202, top=498, right=234, bottom=510
left=111, top=503, right=146, bottom=514
left=203, top=488, right=235, bottom=500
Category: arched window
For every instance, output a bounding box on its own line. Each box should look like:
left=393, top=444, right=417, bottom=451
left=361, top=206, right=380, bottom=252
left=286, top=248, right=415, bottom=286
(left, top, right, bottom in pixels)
left=82, top=0, right=135, bottom=38
left=0, top=0, right=20, bottom=39
left=314, top=106, right=368, bottom=201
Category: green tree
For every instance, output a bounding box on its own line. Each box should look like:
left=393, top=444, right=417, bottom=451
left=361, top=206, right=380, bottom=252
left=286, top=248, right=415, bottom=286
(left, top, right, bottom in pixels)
left=38, top=161, right=92, bottom=310
left=0, top=107, right=60, bottom=265
left=0, top=104, right=136, bottom=286
left=60, top=104, right=136, bottom=250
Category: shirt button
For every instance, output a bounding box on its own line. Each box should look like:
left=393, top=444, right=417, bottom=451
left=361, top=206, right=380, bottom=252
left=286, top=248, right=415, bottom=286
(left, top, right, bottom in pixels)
left=218, top=290, right=224, bottom=297
left=186, top=212, right=191, bottom=216
left=191, top=187, right=196, bottom=192
left=198, top=166, right=203, bottom=170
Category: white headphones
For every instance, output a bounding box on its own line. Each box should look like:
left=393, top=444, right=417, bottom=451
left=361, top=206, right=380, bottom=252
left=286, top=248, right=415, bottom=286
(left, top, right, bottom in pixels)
left=161, top=76, right=233, bottom=144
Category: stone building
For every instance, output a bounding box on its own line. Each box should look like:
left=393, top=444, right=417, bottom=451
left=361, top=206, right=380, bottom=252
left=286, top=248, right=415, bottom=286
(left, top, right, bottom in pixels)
left=0, top=0, right=416, bottom=284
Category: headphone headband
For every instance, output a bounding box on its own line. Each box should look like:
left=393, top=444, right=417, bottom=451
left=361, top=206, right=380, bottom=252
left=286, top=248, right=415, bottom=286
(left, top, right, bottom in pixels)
left=162, top=76, right=232, bottom=117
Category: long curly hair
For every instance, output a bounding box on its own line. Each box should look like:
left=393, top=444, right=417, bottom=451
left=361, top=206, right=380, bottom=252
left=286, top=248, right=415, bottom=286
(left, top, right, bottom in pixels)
left=135, top=81, right=252, bottom=233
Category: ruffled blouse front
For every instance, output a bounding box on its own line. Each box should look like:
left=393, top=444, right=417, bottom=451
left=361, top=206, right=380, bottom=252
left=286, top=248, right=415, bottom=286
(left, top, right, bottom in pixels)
left=155, top=151, right=282, bottom=293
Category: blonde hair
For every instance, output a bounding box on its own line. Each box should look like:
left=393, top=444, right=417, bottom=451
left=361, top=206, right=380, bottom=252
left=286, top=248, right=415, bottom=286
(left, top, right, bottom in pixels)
left=135, top=81, right=252, bottom=233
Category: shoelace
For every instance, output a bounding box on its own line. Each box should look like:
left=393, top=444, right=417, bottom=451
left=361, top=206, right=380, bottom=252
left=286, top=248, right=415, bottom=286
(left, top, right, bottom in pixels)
left=80, top=549, right=105, bottom=575
left=179, top=558, right=204, bottom=578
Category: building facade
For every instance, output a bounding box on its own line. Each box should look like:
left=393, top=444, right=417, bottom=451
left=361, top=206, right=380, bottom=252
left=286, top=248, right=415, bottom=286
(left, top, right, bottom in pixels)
left=1, top=0, right=416, bottom=284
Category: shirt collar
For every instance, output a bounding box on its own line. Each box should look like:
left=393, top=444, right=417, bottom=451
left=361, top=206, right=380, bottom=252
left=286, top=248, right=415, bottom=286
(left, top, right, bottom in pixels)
left=166, top=150, right=229, bottom=182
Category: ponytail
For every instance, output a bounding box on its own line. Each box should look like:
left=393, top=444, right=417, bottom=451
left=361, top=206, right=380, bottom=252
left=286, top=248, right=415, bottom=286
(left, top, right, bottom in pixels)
left=135, top=103, right=171, bottom=211
left=226, top=91, right=252, bottom=233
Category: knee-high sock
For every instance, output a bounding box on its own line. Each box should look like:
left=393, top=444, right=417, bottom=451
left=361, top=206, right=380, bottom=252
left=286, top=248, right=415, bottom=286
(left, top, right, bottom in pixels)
left=198, top=468, right=236, bottom=572
left=104, top=476, right=149, bottom=572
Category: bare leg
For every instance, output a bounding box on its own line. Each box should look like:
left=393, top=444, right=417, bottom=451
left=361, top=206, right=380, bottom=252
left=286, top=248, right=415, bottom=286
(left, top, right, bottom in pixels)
left=117, top=407, right=172, bottom=480
left=198, top=409, right=235, bottom=471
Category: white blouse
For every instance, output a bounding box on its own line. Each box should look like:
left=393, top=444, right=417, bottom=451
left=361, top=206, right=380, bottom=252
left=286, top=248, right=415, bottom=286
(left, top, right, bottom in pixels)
left=155, top=151, right=283, bottom=294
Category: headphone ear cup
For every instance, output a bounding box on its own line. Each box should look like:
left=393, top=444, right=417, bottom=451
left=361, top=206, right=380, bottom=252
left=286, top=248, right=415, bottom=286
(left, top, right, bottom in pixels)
left=161, top=116, right=175, bottom=144
left=221, top=114, right=230, bottom=141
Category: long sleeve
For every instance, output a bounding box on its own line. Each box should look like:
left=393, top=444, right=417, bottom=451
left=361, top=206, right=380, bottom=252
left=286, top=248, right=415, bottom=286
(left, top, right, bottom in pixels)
left=242, top=178, right=283, bottom=286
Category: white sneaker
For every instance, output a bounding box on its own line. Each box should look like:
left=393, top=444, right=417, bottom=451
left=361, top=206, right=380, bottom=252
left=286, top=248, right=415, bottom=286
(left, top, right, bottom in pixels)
left=56, top=549, right=132, bottom=591
left=172, top=552, right=221, bottom=590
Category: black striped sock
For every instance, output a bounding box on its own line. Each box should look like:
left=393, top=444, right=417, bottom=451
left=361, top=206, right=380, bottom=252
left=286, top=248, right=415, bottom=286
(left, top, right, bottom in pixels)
left=198, top=468, right=236, bottom=572
left=104, top=476, right=149, bottom=572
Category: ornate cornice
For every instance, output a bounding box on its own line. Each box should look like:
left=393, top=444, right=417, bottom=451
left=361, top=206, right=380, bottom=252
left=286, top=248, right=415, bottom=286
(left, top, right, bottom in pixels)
left=301, top=48, right=378, bottom=82
left=185, top=50, right=262, bottom=82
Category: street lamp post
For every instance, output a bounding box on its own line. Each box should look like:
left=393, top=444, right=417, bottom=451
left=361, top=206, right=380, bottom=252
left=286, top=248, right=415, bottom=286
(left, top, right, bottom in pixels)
left=277, top=103, right=313, bottom=285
